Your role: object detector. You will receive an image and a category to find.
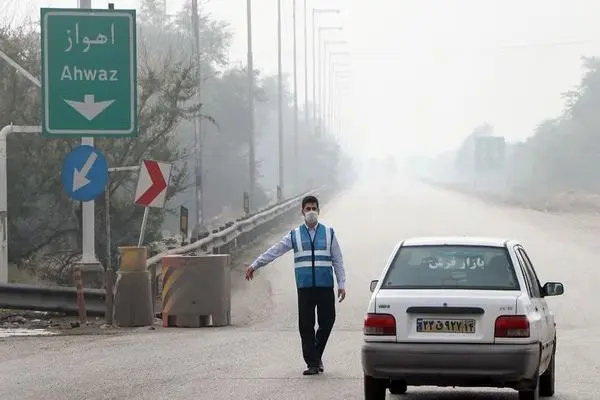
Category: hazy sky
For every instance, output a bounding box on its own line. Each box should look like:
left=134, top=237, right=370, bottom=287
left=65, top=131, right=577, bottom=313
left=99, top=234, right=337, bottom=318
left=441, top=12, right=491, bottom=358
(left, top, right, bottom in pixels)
left=6, top=0, right=600, bottom=160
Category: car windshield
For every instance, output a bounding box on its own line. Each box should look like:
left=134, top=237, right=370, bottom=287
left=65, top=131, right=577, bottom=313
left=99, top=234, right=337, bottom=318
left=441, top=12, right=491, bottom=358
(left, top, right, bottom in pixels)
left=382, top=245, right=519, bottom=290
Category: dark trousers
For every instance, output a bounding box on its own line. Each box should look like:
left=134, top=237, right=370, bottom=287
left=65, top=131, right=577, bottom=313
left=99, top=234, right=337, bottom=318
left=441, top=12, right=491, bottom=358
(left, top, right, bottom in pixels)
left=297, top=287, right=336, bottom=368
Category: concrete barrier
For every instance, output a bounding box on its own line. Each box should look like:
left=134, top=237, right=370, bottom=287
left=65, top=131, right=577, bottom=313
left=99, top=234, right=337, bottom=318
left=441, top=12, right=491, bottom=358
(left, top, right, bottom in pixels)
left=161, top=254, right=231, bottom=328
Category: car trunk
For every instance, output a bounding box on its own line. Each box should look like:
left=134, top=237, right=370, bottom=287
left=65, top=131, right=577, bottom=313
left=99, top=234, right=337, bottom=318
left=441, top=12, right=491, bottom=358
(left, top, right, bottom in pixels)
left=376, top=289, right=520, bottom=344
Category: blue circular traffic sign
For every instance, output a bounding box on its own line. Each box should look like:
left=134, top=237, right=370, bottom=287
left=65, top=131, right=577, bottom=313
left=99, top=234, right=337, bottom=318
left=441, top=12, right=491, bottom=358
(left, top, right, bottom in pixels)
left=61, top=145, right=109, bottom=202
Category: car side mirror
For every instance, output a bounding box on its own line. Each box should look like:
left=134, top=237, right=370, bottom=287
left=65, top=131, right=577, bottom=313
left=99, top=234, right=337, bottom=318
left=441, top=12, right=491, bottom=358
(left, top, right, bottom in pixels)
left=369, top=280, right=379, bottom=293
left=542, top=282, right=564, bottom=297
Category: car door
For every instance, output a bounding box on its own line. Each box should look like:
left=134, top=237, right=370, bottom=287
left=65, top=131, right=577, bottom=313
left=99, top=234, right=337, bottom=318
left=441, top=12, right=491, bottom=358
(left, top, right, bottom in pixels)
left=515, top=246, right=552, bottom=369
left=518, top=247, right=555, bottom=337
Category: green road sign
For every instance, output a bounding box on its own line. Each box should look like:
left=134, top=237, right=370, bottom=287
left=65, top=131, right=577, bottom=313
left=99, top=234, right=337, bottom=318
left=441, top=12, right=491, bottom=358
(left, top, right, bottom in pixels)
left=41, top=8, right=137, bottom=138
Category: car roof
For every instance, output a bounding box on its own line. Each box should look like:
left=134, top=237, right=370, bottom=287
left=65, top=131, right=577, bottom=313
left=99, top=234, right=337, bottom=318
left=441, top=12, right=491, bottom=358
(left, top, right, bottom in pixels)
left=401, top=236, right=513, bottom=248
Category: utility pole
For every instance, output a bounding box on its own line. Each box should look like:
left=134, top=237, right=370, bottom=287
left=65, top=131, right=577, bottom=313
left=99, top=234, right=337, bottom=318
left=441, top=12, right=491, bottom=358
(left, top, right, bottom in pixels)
left=277, top=0, right=284, bottom=201
left=191, top=0, right=206, bottom=239
left=247, top=0, right=256, bottom=210
left=292, top=0, right=299, bottom=194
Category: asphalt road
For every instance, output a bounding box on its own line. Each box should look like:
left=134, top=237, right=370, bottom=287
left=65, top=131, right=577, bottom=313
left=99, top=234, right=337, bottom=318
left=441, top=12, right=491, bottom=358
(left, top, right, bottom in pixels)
left=0, top=176, right=594, bottom=399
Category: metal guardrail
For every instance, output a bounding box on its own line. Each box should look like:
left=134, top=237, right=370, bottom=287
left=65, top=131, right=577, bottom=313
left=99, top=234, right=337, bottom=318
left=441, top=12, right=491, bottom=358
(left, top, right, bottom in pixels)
left=146, top=185, right=327, bottom=272
left=0, top=283, right=105, bottom=316
left=0, top=186, right=328, bottom=316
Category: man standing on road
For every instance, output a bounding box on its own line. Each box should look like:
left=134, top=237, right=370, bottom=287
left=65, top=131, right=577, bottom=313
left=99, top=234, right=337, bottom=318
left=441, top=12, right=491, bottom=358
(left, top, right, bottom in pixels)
left=245, top=195, right=346, bottom=376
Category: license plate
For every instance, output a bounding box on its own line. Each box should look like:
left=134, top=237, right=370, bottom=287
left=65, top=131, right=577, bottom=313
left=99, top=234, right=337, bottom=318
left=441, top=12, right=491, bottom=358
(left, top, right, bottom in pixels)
left=416, top=318, right=476, bottom=333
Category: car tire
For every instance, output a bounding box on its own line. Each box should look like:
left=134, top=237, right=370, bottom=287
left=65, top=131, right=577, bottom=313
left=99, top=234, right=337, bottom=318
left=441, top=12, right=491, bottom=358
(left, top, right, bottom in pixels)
left=518, top=374, right=540, bottom=400
left=539, top=347, right=556, bottom=397
left=364, top=375, right=386, bottom=400
left=389, top=380, right=407, bottom=395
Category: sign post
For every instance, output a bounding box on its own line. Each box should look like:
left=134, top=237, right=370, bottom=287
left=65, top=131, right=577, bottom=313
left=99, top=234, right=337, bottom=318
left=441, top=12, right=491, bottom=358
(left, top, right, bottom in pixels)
left=180, top=206, right=189, bottom=245
left=41, top=6, right=137, bottom=287
left=243, top=192, right=250, bottom=216
left=134, top=160, right=172, bottom=246
left=60, top=144, right=109, bottom=292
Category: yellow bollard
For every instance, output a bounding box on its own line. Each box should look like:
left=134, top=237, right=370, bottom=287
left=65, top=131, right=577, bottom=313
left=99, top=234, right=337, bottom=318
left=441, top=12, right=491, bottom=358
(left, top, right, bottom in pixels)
left=119, top=246, right=147, bottom=272
left=112, top=246, right=154, bottom=327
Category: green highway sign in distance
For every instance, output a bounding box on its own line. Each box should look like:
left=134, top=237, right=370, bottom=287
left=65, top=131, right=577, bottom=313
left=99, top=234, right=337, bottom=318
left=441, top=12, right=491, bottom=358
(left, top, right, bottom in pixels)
left=41, top=8, right=137, bottom=138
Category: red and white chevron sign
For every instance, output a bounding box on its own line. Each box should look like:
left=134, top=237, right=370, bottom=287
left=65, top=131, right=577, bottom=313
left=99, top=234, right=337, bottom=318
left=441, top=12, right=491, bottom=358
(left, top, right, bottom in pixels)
left=134, top=160, right=172, bottom=208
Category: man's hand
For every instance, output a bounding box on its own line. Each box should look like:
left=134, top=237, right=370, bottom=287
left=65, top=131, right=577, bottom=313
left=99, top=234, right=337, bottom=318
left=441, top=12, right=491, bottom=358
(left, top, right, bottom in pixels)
left=337, top=288, right=346, bottom=303
left=244, top=264, right=255, bottom=281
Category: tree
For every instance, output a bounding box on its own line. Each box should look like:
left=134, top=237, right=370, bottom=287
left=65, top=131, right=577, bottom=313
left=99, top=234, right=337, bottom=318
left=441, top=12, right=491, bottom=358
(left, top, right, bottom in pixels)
left=509, top=57, right=600, bottom=194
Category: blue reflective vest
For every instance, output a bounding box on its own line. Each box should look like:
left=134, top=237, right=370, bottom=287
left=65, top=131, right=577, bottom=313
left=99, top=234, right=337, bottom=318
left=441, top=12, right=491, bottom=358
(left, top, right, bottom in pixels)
left=290, top=223, right=334, bottom=288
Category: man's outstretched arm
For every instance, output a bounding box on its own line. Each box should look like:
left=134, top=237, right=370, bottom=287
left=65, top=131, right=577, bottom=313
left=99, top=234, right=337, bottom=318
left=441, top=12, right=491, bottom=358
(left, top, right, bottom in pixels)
left=331, top=230, right=346, bottom=293
left=250, top=233, right=293, bottom=271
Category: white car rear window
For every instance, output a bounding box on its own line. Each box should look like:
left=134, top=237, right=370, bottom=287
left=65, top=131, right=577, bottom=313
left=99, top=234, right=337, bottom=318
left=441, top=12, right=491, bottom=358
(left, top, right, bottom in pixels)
left=381, top=245, right=520, bottom=290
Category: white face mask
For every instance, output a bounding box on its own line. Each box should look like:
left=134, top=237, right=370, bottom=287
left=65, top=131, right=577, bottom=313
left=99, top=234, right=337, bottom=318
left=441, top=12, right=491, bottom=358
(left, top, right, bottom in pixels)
left=304, top=211, right=318, bottom=225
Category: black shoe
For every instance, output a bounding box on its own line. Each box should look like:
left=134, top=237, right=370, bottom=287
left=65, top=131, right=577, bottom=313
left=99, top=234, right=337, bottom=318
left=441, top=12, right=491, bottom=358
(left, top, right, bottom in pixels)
left=303, top=366, right=320, bottom=376
left=318, top=360, right=324, bottom=372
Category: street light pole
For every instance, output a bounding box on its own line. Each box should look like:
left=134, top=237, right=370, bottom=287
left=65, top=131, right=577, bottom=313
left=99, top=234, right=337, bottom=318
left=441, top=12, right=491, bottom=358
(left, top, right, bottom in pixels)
left=336, top=83, right=351, bottom=139
left=330, top=71, right=350, bottom=139
left=328, top=59, right=335, bottom=135
left=317, top=28, right=322, bottom=133
left=292, top=0, right=299, bottom=195
left=311, top=10, right=317, bottom=136
left=317, top=27, right=342, bottom=135
left=334, top=82, right=349, bottom=139
left=277, top=0, right=284, bottom=201
left=328, top=52, right=351, bottom=109
left=303, top=0, right=309, bottom=134
left=311, top=9, right=340, bottom=137
left=246, top=0, right=256, bottom=210
left=322, top=41, right=347, bottom=135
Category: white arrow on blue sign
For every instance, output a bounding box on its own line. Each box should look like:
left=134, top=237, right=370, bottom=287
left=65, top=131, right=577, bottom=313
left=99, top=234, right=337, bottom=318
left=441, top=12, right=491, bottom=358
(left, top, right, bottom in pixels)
left=61, top=145, right=109, bottom=202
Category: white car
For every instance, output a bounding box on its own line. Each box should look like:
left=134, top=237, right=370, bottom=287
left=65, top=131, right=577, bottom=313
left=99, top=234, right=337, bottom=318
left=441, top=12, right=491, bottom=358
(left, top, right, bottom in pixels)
left=361, top=237, right=564, bottom=400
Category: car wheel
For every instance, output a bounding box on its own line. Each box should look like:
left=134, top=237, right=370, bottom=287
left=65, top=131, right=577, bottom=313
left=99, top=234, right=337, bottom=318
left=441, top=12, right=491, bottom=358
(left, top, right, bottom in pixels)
left=364, top=375, right=386, bottom=400
left=540, top=349, right=556, bottom=397
left=389, top=380, right=407, bottom=395
left=518, top=374, right=540, bottom=400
